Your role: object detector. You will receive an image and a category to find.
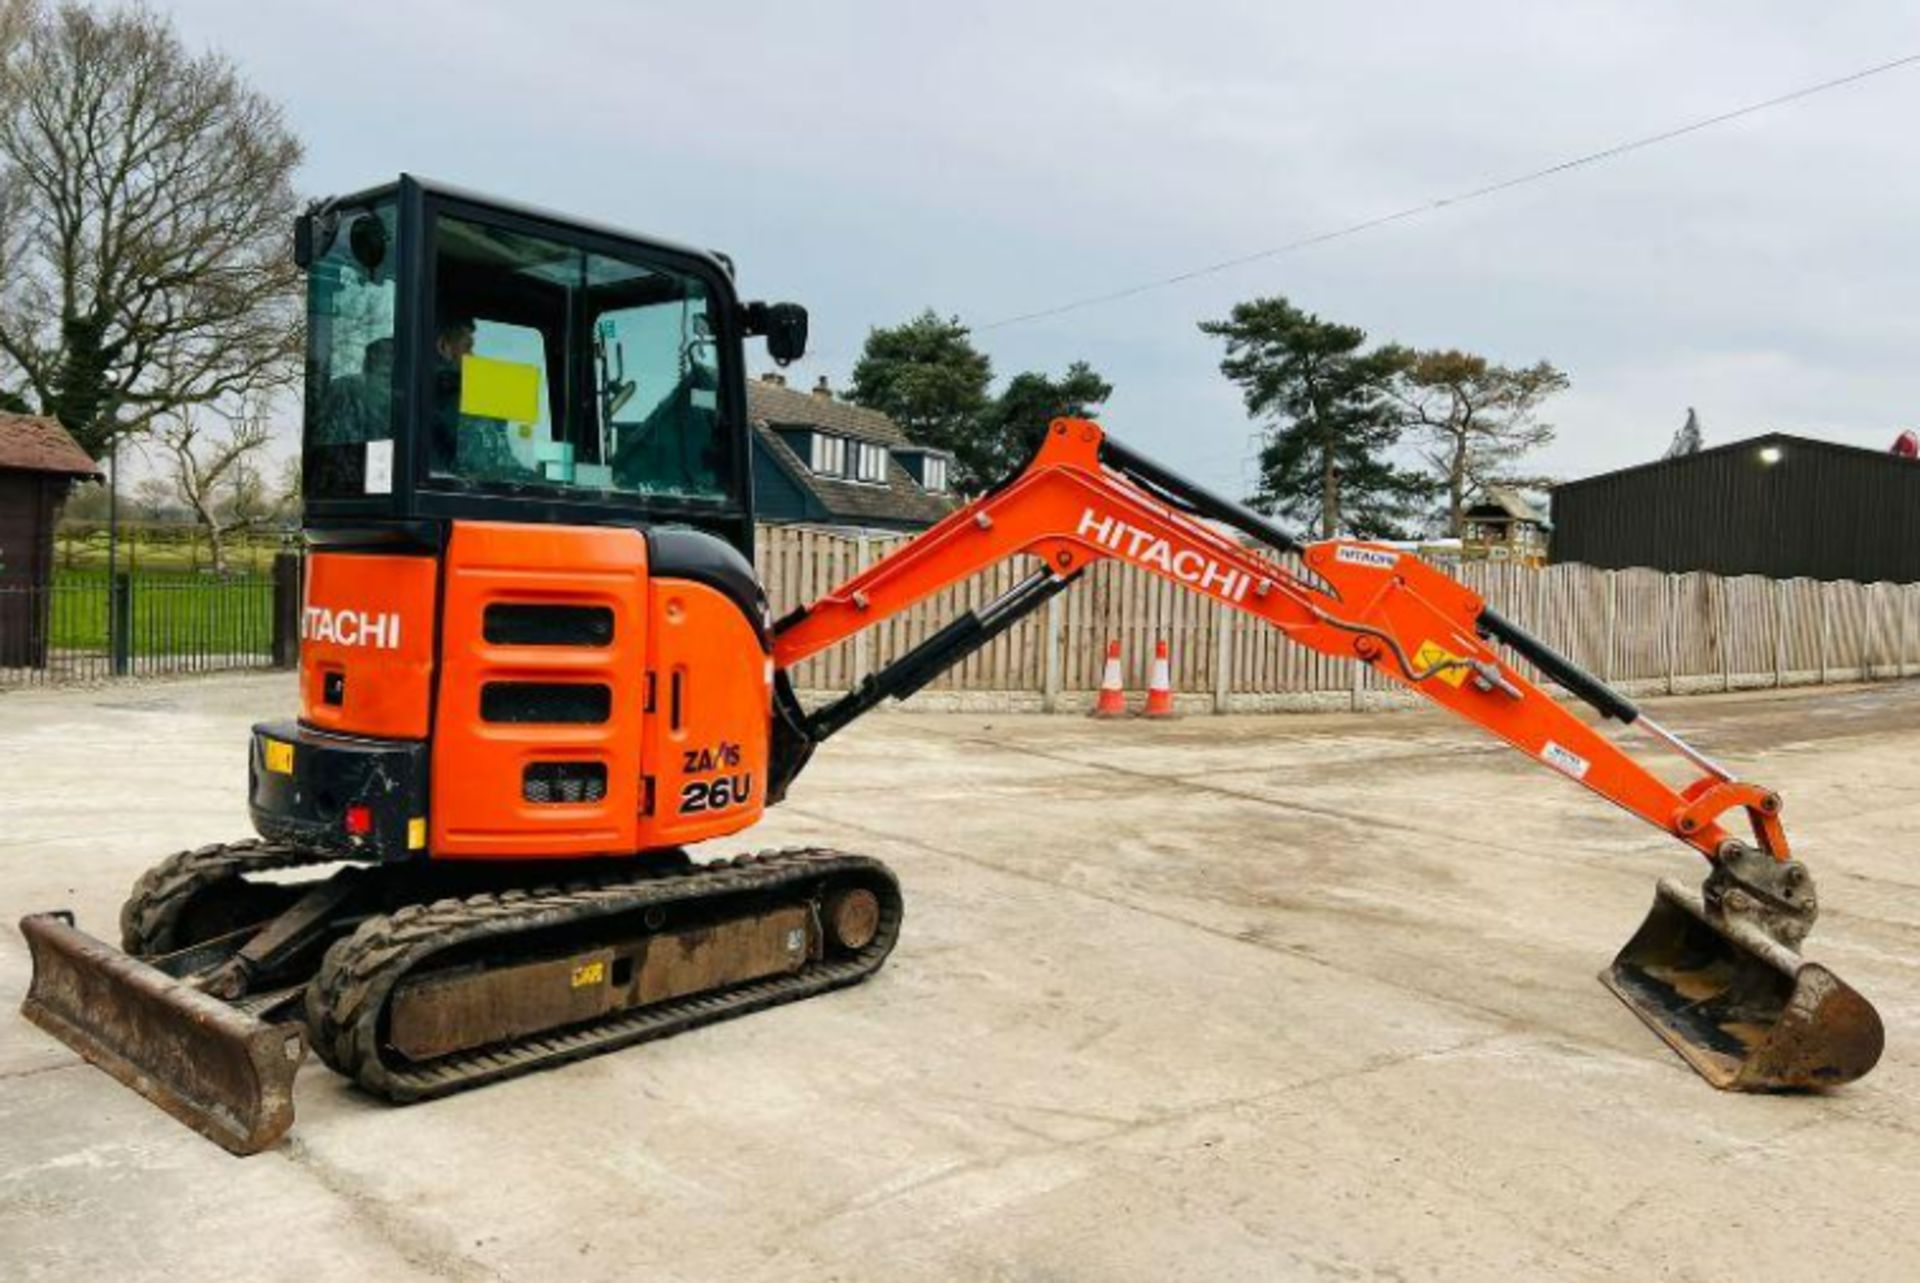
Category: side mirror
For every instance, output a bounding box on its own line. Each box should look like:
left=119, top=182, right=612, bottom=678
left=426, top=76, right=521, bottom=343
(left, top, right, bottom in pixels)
left=348, top=214, right=388, bottom=276
left=293, top=214, right=315, bottom=269
left=745, top=301, right=809, bottom=366
left=294, top=207, right=336, bottom=269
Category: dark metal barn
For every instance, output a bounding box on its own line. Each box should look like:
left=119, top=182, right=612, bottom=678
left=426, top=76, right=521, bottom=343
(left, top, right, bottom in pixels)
left=1550, top=433, right=1920, bottom=583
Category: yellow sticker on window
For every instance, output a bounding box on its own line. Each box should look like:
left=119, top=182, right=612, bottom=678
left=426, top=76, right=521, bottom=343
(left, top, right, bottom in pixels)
left=1413, top=639, right=1470, bottom=688
left=570, top=961, right=606, bottom=989
left=264, top=739, right=294, bottom=774
left=459, top=354, right=541, bottom=424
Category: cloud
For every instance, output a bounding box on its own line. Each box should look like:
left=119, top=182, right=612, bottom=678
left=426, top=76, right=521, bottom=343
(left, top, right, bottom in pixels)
left=165, top=0, right=1920, bottom=497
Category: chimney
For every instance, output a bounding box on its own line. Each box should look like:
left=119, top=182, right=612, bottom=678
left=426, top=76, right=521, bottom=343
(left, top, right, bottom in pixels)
left=813, top=375, right=833, bottom=399
left=760, top=372, right=786, bottom=387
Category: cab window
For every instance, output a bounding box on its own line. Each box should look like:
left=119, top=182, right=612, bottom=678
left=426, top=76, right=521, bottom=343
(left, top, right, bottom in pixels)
left=597, top=296, right=723, bottom=498
left=305, top=201, right=399, bottom=500
left=427, top=214, right=729, bottom=502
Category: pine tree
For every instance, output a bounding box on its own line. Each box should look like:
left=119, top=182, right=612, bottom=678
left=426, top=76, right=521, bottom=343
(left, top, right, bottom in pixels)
left=849, top=312, right=1113, bottom=493
left=1200, top=297, right=1430, bottom=538
left=1665, top=407, right=1704, bottom=458
left=847, top=311, right=992, bottom=484
left=970, top=361, right=1112, bottom=483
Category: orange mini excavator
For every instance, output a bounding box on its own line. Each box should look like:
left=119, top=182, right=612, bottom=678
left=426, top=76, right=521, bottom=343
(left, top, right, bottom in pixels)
left=20, top=178, right=1883, bottom=1153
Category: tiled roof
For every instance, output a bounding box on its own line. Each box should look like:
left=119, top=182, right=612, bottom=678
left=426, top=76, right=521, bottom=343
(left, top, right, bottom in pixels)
left=0, top=413, right=100, bottom=477
left=746, top=379, right=908, bottom=446
left=753, top=423, right=959, bottom=528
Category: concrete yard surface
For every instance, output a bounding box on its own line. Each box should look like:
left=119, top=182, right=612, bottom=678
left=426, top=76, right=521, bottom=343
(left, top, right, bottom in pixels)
left=2, top=673, right=1917, bottom=1281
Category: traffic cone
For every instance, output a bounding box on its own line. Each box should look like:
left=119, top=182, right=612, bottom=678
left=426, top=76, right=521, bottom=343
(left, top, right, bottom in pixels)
left=1091, top=639, right=1127, bottom=718
left=1141, top=638, right=1177, bottom=718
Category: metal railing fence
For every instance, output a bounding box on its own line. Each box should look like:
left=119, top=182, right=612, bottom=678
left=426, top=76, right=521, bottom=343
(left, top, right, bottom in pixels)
left=0, top=571, right=280, bottom=688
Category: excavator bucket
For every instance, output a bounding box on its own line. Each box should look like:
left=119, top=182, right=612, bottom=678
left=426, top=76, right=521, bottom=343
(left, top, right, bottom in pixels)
left=1601, top=878, right=1883, bottom=1090
left=18, top=912, right=305, bottom=1155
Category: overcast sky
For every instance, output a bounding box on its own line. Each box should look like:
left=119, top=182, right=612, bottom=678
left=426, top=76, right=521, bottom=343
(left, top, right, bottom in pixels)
left=161, top=0, right=1920, bottom=498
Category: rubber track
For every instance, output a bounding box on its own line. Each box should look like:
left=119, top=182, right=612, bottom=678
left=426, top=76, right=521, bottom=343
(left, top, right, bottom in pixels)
left=304, top=847, right=902, bottom=1102
left=119, top=839, right=336, bottom=956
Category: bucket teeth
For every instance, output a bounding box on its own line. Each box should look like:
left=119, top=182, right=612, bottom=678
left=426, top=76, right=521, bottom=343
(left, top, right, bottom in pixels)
left=1601, top=878, right=1884, bottom=1091
left=18, top=912, right=305, bottom=1156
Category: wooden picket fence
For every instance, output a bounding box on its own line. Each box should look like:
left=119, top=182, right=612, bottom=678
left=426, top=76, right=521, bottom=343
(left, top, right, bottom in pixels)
left=756, top=525, right=1920, bottom=711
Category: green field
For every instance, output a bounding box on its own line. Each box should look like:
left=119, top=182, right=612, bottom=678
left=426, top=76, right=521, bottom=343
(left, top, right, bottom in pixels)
left=43, top=569, right=275, bottom=656
left=53, top=523, right=292, bottom=577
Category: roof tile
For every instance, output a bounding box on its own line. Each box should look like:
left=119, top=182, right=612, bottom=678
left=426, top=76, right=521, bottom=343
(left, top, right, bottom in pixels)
left=0, top=413, right=101, bottom=477
left=746, top=379, right=910, bottom=446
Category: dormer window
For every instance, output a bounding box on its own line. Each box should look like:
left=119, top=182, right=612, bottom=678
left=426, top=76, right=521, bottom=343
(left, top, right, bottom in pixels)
left=891, top=446, right=952, bottom=494
left=810, top=433, right=846, bottom=476
left=853, top=441, right=888, bottom=483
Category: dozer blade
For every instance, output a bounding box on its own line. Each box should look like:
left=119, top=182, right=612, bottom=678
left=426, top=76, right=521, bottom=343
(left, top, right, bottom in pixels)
left=1601, top=878, right=1883, bottom=1091
left=18, top=912, right=306, bottom=1155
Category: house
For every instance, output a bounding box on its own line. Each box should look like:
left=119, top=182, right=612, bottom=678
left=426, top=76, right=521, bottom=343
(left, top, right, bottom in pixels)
left=0, top=412, right=102, bottom=668
left=1461, top=486, right=1550, bottom=564
left=1550, top=432, right=1920, bottom=582
left=748, top=374, right=960, bottom=533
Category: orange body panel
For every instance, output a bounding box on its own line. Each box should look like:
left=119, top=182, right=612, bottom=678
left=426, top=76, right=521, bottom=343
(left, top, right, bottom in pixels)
left=300, top=552, right=438, bottom=738
left=430, top=521, right=652, bottom=859
left=637, top=579, right=771, bottom=847
left=422, top=521, right=769, bottom=860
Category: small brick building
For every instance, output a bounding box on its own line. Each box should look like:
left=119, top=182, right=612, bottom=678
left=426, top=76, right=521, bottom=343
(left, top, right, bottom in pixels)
left=0, top=413, right=101, bottom=667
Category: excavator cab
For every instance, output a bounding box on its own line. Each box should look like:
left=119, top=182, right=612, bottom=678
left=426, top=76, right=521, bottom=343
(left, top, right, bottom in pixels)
left=296, top=175, right=780, bottom=549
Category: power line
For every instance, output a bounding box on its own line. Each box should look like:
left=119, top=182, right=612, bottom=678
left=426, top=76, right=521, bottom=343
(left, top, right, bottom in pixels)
left=970, top=51, right=1920, bottom=333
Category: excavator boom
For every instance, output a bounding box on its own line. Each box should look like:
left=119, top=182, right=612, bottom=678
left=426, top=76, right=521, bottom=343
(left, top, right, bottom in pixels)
left=771, top=418, right=1884, bottom=1090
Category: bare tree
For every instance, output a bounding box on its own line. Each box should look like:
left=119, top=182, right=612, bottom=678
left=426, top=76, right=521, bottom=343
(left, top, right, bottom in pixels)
left=0, top=2, right=24, bottom=414
left=1389, top=349, right=1568, bottom=537
left=0, top=0, right=27, bottom=49
left=0, top=3, right=22, bottom=208
left=271, top=451, right=302, bottom=524
left=150, top=405, right=272, bottom=575
left=0, top=1, right=26, bottom=105
left=0, top=2, right=303, bottom=459
left=128, top=474, right=176, bottom=520
left=217, top=452, right=270, bottom=552
left=58, top=476, right=109, bottom=520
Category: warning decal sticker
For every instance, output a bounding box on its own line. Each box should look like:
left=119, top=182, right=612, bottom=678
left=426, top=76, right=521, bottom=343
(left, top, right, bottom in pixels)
left=1541, top=740, right=1591, bottom=780
left=1412, top=639, right=1470, bottom=688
